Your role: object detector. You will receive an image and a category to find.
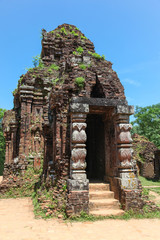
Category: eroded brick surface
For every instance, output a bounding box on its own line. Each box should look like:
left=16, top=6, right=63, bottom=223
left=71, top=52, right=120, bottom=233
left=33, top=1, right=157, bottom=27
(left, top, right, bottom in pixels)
left=2, top=24, right=143, bottom=215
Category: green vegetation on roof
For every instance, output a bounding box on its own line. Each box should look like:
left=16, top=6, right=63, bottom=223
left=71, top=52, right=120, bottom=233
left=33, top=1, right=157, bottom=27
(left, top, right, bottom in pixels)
left=71, top=30, right=78, bottom=37
left=60, top=27, right=67, bottom=35
left=88, top=51, right=105, bottom=60
left=75, top=77, right=85, bottom=88
left=49, top=64, right=60, bottom=71
left=73, top=46, right=84, bottom=56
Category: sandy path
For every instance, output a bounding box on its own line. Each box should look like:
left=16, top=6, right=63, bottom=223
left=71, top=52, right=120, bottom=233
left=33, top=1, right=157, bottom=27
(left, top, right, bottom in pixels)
left=149, top=191, right=160, bottom=205
left=0, top=198, right=160, bottom=240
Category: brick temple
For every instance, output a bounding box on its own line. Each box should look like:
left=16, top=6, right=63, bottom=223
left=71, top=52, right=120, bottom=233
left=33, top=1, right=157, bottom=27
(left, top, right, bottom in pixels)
left=2, top=24, right=143, bottom=215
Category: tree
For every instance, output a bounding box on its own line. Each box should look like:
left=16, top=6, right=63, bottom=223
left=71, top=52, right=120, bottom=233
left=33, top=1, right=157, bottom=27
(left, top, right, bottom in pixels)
left=0, top=108, right=6, bottom=175
left=131, top=103, right=160, bottom=149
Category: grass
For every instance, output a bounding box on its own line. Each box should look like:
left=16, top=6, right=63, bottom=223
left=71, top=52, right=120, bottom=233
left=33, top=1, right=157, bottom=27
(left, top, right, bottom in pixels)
left=139, top=176, right=160, bottom=186
left=69, top=176, right=160, bottom=222
left=68, top=206, right=160, bottom=222
left=149, top=187, right=160, bottom=194
left=0, top=158, right=43, bottom=199
left=32, top=192, right=52, bottom=219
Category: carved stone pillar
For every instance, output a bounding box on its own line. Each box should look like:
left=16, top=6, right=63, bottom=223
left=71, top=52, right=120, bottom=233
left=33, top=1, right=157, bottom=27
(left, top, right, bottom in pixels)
left=10, top=123, right=18, bottom=161
left=71, top=113, right=87, bottom=179
left=115, top=105, right=138, bottom=189
left=66, top=103, right=89, bottom=216
left=114, top=105, right=143, bottom=210
left=117, top=123, right=133, bottom=169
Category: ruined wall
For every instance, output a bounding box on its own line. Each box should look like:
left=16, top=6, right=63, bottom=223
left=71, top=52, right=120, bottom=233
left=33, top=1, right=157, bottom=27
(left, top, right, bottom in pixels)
left=2, top=24, right=143, bottom=215
left=2, top=72, right=55, bottom=177
left=132, top=134, right=158, bottom=179
left=155, top=150, right=160, bottom=180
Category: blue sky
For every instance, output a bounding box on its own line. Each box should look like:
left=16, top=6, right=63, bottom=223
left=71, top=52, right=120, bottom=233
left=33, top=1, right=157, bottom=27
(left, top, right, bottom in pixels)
left=0, top=0, right=160, bottom=114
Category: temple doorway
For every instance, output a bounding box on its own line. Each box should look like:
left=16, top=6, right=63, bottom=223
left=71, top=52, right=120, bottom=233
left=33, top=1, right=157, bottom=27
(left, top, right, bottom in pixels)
left=86, top=114, right=105, bottom=180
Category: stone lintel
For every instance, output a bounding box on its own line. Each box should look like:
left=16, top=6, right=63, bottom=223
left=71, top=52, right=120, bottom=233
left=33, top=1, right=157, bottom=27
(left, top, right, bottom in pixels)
left=71, top=97, right=128, bottom=107
left=70, top=103, right=89, bottom=113
left=116, top=105, right=134, bottom=115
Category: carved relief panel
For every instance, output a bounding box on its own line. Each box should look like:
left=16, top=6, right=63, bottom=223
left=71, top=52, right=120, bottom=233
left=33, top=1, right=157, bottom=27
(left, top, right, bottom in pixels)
left=70, top=113, right=87, bottom=179
left=116, top=122, right=133, bottom=168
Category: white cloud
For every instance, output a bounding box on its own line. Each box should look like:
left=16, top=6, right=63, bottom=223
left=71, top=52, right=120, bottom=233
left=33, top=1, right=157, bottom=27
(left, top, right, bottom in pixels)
left=126, top=96, right=134, bottom=102
left=122, top=78, right=141, bottom=87
left=119, top=58, right=160, bottom=75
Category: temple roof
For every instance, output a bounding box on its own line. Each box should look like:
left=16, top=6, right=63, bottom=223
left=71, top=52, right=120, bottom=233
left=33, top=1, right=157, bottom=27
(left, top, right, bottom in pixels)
left=12, top=24, right=126, bottom=110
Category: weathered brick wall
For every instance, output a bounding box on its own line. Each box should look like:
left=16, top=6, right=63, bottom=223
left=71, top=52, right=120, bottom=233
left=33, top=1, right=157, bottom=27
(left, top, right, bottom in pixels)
left=2, top=24, right=143, bottom=215
left=66, top=190, right=89, bottom=216
left=120, top=188, right=144, bottom=211
left=132, top=134, right=158, bottom=179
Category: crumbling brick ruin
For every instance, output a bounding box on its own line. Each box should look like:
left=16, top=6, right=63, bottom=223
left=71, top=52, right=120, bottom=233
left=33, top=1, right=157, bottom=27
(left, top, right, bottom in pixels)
left=2, top=24, right=143, bottom=215
left=132, top=134, right=160, bottom=180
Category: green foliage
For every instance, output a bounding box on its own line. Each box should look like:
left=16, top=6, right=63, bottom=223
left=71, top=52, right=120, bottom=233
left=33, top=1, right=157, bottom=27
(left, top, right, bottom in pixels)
left=32, top=55, right=41, bottom=67
left=18, top=76, right=23, bottom=85
left=49, top=64, right=59, bottom=71
left=51, top=78, right=59, bottom=85
left=133, top=142, right=146, bottom=163
left=12, top=88, right=18, bottom=95
left=38, top=60, right=44, bottom=68
left=69, top=207, right=160, bottom=222
left=25, top=67, right=34, bottom=72
left=131, top=104, right=160, bottom=148
left=60, top=27, right=67, bottom=35
left=79, top=64, right=87, bottom=70
left=73, top=47, right=84, bottom=56
left=71, top=30, right=78, bottom=37
left=81, top=35, right=87, bottom=40
left=76, top=46, right=84, bottom=54
left=142, top=187, right=150, bottom=196
left=101, top=54, right=105, bottom=60
left=0, top=155, right=43, bottom=198
left=32, top=55, right=44, bottom=69
left=75, top=77, right=85, bottom=88
left=88, top=51, right=105, bottom=60
left=32, top=181, right=67, bottom=219
left=56, top=33, right=60, bottom=37
left=0, top=109, right=6, bottom=175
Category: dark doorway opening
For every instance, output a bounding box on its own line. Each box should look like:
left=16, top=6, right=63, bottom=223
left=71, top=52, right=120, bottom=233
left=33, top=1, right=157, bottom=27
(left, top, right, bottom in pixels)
left=86, top=114, right=105, bottom=180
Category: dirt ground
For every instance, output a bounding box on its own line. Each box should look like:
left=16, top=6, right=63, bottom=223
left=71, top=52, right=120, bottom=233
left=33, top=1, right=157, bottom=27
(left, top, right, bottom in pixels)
left=0, top=198, right=160, bottom=240
left=149, top=190, right=160, bottom=205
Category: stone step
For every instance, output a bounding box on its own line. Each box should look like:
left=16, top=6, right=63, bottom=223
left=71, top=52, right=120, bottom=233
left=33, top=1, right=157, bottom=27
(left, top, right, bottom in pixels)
left=90, top=209, right=124, bottom=217
left=89, top=183, right=110, bottom=191
left=89, top=190, right=114, bottom=200
left=89, top=199, right=120, bottom=210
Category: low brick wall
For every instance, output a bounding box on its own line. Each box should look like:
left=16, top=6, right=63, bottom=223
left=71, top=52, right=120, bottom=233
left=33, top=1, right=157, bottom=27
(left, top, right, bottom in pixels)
left=66, top=190, right=89, bottom=216
left=120, top=189, right=144, bottom=211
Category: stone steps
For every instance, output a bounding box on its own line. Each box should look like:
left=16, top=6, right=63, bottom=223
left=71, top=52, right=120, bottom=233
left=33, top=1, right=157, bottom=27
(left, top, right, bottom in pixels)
left=89, top=182, right=124, bottom=217
left=90, top=209, right=124, bottom=217
left=89, top=183, right=110, bottom=191
left=89, top=191, right=114, bottom=199
left=89, top=199, right=120, bottom=210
